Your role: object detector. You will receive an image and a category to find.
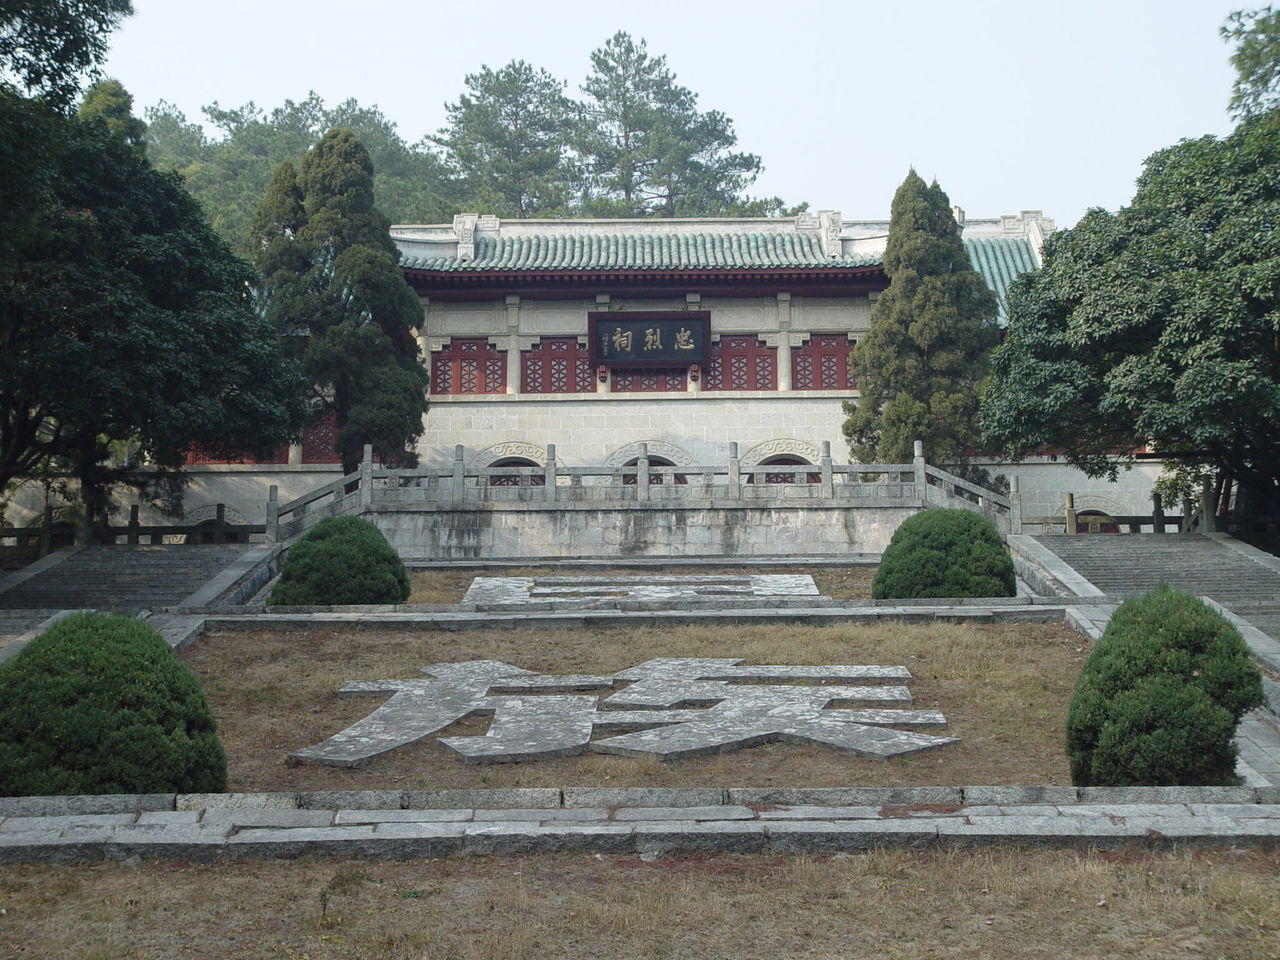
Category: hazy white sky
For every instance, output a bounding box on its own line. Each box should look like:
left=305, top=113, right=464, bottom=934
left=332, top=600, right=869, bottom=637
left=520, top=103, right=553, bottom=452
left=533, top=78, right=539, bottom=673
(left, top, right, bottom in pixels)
left=103, top=0, right=1242, bottom=228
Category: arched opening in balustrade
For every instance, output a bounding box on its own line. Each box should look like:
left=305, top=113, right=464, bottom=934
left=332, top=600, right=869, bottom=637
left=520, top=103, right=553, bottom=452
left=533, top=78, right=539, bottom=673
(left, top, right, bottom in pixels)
left=487, top=457, right=545, bottom=486
left=1075, top=510, right=1120, bottom=534
left=621, top=455, right=687, bottom=485
left=746, top=455, right=820, bottom=485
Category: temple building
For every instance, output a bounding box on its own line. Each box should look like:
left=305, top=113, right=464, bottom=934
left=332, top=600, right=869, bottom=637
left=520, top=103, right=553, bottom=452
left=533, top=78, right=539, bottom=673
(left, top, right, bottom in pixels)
left=397, top=208, right=1046, bottom=475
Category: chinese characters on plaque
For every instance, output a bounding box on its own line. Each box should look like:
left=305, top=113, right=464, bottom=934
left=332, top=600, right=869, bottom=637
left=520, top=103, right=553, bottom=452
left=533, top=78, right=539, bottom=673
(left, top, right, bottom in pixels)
left=589, top=313, right=709, bottom=368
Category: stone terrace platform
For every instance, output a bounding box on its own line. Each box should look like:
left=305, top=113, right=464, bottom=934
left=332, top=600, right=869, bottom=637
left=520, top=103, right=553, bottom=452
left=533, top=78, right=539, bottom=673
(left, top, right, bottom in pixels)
left=2, top=787, right=1279, bottom=863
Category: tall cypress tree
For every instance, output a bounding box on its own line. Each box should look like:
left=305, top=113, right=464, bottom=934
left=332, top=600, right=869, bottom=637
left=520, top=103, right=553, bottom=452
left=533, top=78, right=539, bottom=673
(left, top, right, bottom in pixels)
left=251, top=128, right=428, bottom=473
left=842, top=171, right=998, bottom=467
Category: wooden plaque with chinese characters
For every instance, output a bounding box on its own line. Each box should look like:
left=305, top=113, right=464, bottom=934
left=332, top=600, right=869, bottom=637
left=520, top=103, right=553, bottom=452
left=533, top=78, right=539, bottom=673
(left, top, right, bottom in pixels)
left=588, top=312, right=709, bottom=368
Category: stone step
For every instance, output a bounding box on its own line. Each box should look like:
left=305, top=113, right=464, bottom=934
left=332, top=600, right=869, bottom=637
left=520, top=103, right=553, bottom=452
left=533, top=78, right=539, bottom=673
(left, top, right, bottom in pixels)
left=0, top=545, right=248, bottom=612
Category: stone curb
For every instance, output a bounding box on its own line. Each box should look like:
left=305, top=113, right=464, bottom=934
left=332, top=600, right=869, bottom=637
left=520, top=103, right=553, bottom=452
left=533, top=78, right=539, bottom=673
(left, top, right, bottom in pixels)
left=6, top=785, right=1278, bottom=820
left=5, top=797, right=1280, bottom=863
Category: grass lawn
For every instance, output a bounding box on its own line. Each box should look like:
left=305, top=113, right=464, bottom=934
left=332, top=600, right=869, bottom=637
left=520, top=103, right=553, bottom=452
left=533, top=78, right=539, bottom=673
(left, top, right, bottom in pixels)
left=184, top=619, right=1085, bottom=792
left=406, top=565, right=877, bottom=604
left=2, top=849, right=1277, bottom=959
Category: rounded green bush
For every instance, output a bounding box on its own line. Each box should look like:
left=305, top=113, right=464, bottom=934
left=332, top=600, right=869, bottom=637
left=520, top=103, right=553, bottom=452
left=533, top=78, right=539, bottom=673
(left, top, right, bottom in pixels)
left=1066, top=584, right=1263, bottom=786
left=0, top=612, right=226, bottom=797
left=1082, top=676, right=1238, bottom=786
left=871, top=508, right=1015, bottom=599
left=269, top=515, right=409, bottom=606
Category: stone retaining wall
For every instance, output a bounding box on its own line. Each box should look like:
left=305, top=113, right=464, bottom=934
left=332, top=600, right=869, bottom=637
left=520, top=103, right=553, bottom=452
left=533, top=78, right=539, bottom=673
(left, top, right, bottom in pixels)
left=370, top=502, right=920, bottom=561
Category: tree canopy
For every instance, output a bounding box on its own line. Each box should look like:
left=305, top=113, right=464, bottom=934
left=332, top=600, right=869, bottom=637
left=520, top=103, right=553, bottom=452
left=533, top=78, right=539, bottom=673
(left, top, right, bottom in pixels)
left=1223, top=5, right=1280, bottom=118
left=0, top=0, right=131, bottom=107
left=145, top=34, right=798, bottom=248
left=147, top=93, right=457, bottom=255
left=842, top=170, right=998, bottom=466
left=250, top=128, right=428, bottom=474
left=0, top=97, right=306, bottom=525
left=980, top=113, right=1280, bottom=510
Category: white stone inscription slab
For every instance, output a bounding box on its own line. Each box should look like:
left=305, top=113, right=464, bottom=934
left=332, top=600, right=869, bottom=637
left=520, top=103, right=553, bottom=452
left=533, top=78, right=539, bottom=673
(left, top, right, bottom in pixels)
left=462, top=574, right=821, bottom=605
left=292, top=658, right=957, bottom=767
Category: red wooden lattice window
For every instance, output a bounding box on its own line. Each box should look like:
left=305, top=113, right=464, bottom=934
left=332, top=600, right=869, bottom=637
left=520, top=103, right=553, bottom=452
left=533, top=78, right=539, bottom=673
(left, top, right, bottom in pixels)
left=431, top=338, right=506, bottom=395
left=791, top=335, right=854, bottom=390
left=521, top=338, right=594, bottom=394
left=704, top=335, right=776, bottom=391
left=302, top=409, right=341, bottom=464
left=611, top=369, right=687, bottom=392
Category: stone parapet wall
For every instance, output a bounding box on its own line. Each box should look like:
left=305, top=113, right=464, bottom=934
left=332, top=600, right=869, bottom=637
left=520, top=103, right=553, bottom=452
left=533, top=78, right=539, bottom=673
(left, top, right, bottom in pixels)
left=368, top=503, right=919, bottom=561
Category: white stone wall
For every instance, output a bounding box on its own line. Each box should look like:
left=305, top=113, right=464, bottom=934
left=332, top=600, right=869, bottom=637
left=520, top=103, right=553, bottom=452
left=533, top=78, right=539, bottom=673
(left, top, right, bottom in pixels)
left=371, top=504, right=916, bottom=561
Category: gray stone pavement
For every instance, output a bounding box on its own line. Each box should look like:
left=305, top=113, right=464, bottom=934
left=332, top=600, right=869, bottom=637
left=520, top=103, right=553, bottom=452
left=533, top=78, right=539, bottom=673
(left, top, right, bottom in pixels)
left=2, top=787, right=1279, bottom=862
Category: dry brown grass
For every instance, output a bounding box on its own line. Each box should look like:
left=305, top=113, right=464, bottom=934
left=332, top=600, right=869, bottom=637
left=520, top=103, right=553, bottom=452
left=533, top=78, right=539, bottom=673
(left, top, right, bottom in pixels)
left=183, top=619, right=1085, bottom=792
left=406, top=565, right=877, bottom=604
left=1, top=849, right=1277, bottom=959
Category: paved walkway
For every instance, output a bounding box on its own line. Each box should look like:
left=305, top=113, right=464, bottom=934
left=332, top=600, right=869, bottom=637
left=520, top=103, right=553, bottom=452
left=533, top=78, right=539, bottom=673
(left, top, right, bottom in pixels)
left=2, top=787, right=1277, bottom=862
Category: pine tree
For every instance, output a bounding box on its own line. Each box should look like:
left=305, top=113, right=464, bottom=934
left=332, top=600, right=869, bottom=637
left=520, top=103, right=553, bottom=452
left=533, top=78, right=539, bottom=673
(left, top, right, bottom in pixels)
left=577, top=32, right=762, bottom=217
left=436, top=60, right=575, bottom=218
left=251, top=128, right=428, bottom=473
left=842, top=171, right=998, bottom=466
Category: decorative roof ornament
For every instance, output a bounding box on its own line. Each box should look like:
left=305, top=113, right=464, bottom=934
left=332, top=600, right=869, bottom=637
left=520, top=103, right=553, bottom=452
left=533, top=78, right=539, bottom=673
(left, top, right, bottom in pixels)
left=818, top=210, right=843, bottom=259
left=452, top=213, right=478, bottom=261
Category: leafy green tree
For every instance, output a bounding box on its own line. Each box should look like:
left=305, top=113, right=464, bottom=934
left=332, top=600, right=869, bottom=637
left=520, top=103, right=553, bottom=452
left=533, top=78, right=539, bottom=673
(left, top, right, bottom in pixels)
left=147, top=93, right=457, bottom=254
left=980, top=113, right=1280, bottom=513
left=0, top=0, right=132, bottom=107
left=577, top=31, right=765, bottom=217
left=1223, top=5, right=1280, bottom=118
left=251, top=128, right=428, bottom=473
left=436, top=60, right=575, bottom=218
left=77, top=77, right=145, bottom=151
left=842, top=171, right=998, bottom=466
left=0, top=107, right=307, bottom=528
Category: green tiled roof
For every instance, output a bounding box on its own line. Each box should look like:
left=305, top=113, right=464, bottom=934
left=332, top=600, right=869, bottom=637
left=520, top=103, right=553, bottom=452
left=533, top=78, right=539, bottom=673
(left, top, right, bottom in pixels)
left=965, top=237, right=1039, bottom=322
left=400, top=233, right=882, bottom=272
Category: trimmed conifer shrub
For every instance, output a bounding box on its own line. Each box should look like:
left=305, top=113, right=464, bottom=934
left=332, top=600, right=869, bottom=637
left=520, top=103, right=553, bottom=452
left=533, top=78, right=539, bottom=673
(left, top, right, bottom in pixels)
left=1066, top=584, right=1263, bottom=786
left=269, top=514, right=409, bottom=606
left=871, top=508, right=1015, bottom=599
left=0, top=613, right=226, bottom=797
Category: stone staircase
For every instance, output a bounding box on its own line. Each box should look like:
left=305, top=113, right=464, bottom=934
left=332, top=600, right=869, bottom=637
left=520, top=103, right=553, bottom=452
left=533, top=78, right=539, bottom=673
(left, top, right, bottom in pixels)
left=1034, top=534, right=1280, bottom=608
left=0, top=545, right=248, bottom=613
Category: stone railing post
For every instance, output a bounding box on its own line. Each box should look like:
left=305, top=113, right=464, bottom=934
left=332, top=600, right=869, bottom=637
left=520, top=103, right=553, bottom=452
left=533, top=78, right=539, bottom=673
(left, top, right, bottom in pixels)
left=214, top=502, right=227, bottom=543
left=1152, top=491, right=1165, bottom=534
left=359, top=444, right=374, bottom=508
left=1200, top=475, right=1216, bottom=534
left=452, top=444, right=465, bottom=506
left=727, top=442, right=740, bottom=500
left=265, top=485, right=279, bottom=543
left=820, top=440, right=833, bottom=499
left=1064, top=492, right=1078, bottom=535
left=127, top=505, right=140, bottom=545
left=544, top=443, right=558, bottom=502
left=1009, top=476, right=1022, bottom=535
left=636, top=443, right=650, bottom=502
left=38, top=504, right=53, bottom=557
left=912, top=440, right=926, bottom=501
